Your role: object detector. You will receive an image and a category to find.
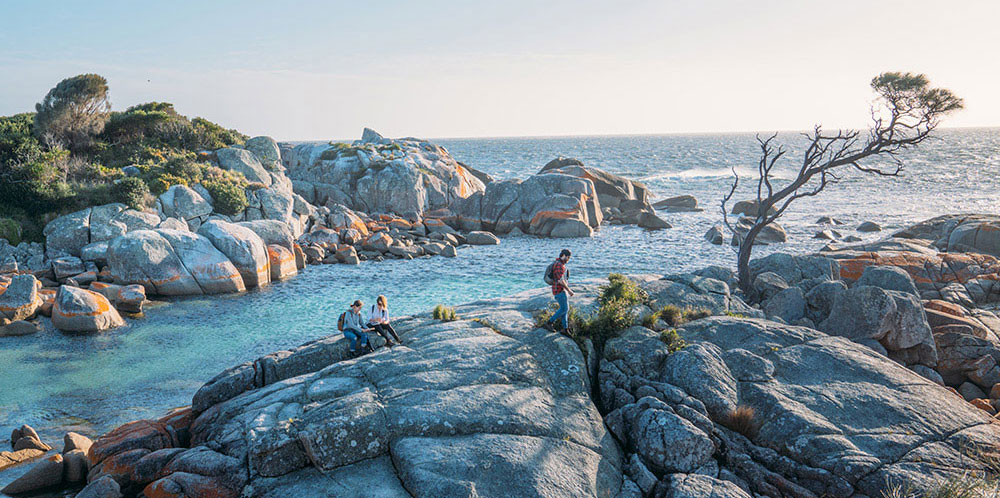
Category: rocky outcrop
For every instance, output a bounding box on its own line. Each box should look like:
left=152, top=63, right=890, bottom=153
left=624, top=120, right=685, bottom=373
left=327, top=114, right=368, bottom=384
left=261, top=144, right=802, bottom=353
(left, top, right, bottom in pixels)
left=895, top=214, right=1000, bottom=258
left=217, top=147, right=272, bottom=187
left=653, top=195, right=702, bottom=213
left=102, top=287, right=628, bottom=497
left=108, top=229, right=245, bottom=296
left=283, top=130, right=485, bottom=217
left=52, top=285, right=125, bottom=332
left=601, top=312, right=1000, bottom=497
left=2, top=428, right=95, bottom=494
left=0, top=274, right=42, bottom=321
left=197, top=220, right=271, bottom=289
left=539, top=159, right=670, bottom=230
left=450, top=172, right=602, bottom=237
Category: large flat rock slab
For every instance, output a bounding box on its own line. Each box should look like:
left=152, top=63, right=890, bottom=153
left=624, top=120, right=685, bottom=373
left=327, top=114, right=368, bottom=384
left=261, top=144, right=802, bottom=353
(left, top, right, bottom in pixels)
left=189, top=292, right=623, bottom=497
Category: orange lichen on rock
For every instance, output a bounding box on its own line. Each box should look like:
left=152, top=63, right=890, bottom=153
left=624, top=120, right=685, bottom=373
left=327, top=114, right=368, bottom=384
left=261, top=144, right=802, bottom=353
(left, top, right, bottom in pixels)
left=924, top=299, right=967, bottom=317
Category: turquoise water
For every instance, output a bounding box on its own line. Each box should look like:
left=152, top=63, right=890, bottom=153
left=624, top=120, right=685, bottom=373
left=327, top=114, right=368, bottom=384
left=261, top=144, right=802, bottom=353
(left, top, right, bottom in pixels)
left=1, top=128, right=998, bottom=462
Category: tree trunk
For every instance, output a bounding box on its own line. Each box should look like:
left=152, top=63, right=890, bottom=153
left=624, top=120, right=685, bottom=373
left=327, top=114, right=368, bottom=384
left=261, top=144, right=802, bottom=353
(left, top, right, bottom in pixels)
left=736, top=223, right=765, bottom=298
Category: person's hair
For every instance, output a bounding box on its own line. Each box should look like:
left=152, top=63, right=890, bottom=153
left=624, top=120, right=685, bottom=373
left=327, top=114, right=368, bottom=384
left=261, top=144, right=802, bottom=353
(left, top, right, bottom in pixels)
left=559, top=249, right=572, bottom=258
left=377, top=295, right=387, bottom=308
left=352, top=300, right=363, bottom=308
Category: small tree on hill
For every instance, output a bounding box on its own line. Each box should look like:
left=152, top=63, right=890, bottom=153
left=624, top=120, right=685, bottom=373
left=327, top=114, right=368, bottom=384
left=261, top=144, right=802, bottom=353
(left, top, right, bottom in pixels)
left=722, top=72, right=963, bottom=297
left=34, top=73, right=111, bottom=151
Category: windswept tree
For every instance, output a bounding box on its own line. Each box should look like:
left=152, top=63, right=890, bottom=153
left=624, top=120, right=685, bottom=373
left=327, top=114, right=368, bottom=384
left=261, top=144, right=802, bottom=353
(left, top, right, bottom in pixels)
left=34, top=73, right=111, bottom=150
left=722, top=72, right=963, bottom=296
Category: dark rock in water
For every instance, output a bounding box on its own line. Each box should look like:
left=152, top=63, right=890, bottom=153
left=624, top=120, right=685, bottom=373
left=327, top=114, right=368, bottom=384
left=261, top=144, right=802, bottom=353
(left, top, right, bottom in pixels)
left=814, top=229, right=841, bottom=240
left=638, top=212, right=671, bottom=230
left=466, top=230, right=500, bottom=245
left=731, top=218, right=786, bottom=245
left=841, top=234, right=863, bottom=242
left=652, top=195, right=702, bottom=212
left=857, top=221, right=882, bottom=232
left=0, top=320, right=41, bottom=336
left=816, top=216, right=845, bottom=225
left=704, top=226, right=724, bottom=245
left=1, top=454, right=64, bottom=495
left=730, top=199, right=775, bottom=217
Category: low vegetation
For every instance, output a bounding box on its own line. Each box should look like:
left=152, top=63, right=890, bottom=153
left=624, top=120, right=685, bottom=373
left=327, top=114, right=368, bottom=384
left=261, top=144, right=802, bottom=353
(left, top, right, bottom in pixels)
left=643, top=304, right=711, bottom=329
left=658, top=328, right=687, bottom=353
left=432, top=304, right=458, bottom=321
left=0, top=75, right=248, bottom=243
left=722, top=405, right=759, bottom=439
left=535, top=273, right=712, bottom=353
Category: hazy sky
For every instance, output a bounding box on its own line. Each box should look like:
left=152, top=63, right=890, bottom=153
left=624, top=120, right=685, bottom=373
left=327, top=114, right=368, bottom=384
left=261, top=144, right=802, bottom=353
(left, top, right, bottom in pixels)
left=1, top=0, right=997, bottom=140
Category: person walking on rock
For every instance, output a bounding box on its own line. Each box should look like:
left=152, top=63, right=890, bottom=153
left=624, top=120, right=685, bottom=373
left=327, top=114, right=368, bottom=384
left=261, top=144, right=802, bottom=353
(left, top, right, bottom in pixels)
left=546, top=249, right=574, bottom=332
left=367, top=295, right=402, bottom=347
left=339, top=300, right=374, bottom=355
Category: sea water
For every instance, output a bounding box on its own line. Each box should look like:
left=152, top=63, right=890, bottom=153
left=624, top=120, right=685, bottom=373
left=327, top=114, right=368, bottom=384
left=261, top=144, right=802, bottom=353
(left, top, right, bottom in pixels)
left=1, top=128, right=997, bottom=459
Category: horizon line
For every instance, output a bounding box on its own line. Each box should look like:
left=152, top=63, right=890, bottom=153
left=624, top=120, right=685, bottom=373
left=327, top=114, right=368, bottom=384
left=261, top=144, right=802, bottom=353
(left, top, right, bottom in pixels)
left=279, top=125, right=1000, bottom=144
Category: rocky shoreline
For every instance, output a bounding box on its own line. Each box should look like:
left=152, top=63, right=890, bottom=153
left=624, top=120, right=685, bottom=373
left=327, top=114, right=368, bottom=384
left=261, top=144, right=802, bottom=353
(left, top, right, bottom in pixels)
left=1, top=129, right=676, bottom=337
left=5, top=212, right=1000, bottom=496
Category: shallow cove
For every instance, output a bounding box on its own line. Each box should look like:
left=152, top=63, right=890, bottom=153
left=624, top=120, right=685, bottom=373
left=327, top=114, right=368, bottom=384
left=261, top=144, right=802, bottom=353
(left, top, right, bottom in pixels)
left=1, top=128, right=998, bottom=489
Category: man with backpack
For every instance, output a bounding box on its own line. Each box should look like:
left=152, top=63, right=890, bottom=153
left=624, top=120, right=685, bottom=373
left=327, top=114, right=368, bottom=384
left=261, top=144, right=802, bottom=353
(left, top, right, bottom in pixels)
left=544, top=249, right=574, bottom=332
left=338, top=300, right=374, bottom=355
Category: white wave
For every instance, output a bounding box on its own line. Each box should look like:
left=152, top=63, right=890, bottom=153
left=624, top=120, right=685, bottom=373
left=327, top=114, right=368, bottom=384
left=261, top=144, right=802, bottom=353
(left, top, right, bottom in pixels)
left=642, top=166, right=795, bottom=182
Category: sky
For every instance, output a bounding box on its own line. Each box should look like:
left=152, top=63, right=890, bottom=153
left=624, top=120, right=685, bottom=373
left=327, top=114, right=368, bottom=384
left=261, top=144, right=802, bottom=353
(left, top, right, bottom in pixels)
left=1, top=0, right=997, bottom=140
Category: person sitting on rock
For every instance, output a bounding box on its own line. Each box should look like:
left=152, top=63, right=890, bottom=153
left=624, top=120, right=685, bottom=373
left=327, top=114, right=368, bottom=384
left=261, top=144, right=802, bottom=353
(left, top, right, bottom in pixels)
left=340, top=300, right=374, bottom=355
left=367, top=294, right=402, bottom=347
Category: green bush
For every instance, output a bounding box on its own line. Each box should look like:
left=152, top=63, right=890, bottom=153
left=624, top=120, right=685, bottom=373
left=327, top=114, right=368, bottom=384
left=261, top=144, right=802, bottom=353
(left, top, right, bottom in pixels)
left=599, top=273, right=648, bottom=307
left=111, top=177, right=151, bottom=210
left=643, top=304, right=712, bottom=328
left=204, top=180, right=248, bottom=216
left=432, top=304, right=458, bottom=321
left=659, top=328, right=687, bottom=353
left=0, top=218, right=22, bottom=245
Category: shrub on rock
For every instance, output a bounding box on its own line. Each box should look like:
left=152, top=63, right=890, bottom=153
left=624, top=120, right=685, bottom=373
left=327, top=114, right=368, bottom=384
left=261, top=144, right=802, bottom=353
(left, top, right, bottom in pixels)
left=109, top=177, right=151, bottom=210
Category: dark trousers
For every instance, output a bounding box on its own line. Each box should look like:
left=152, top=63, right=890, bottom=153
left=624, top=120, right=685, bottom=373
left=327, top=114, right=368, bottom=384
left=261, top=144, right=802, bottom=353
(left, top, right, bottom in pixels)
left=370, top=322, right=401, bottom=344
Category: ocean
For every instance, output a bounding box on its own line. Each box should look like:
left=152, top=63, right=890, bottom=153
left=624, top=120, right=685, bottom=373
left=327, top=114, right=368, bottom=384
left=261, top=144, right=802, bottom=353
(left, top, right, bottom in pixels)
left=1, top=128, right=997, bottom=472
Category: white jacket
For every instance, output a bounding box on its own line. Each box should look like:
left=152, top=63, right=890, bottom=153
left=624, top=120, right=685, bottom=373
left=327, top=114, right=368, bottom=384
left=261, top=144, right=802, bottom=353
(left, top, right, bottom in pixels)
left=367, top=305, right=389, bottom=325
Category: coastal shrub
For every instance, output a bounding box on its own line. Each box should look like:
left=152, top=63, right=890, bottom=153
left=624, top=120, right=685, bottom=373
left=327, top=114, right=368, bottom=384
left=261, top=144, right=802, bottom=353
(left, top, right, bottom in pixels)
left=204, top=180, right=248, bottom=216
left=568, top=297, right=636, bottom=351
left=0, top=218, right=22, bottom=245
left=659, top=328, right=687, bottom=353
left=722, top=405, right=759, bottom=439
left=599, top=273, right=648, bottom=307
left=34, top=74, right=111, bottom=150
left=110, top=177, right=151, bottom=210
left=643, top=304, right=712, bottom=328
left=432, top=304, right=458, bottom=321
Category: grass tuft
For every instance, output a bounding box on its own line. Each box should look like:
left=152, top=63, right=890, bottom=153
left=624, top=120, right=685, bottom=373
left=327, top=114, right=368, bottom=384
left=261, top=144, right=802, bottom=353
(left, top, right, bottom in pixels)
left=723, top=405, right=760, bottom=439
left=432, top=304, right=458, bottom=322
